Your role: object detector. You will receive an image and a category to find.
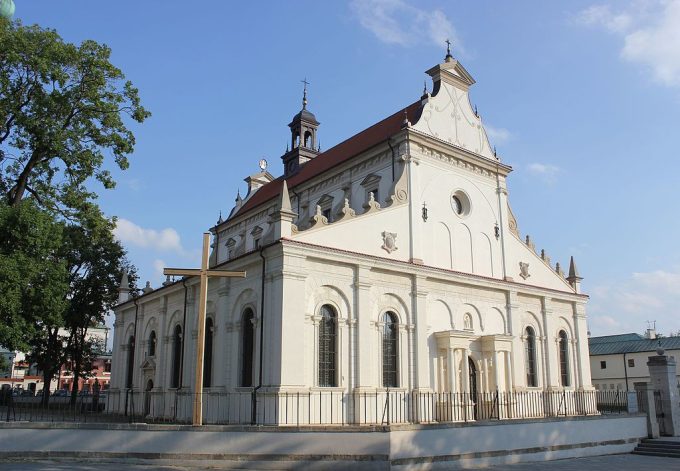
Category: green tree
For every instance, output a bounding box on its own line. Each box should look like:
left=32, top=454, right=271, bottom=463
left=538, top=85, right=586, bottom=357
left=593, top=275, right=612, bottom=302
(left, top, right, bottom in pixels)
left=0, top=18, right=150, bottom=215
left=62, top=210, right=136, bottom=404
left=0, top=199, right=68, bottom=352
left=0, top=353, right=9, bottom=373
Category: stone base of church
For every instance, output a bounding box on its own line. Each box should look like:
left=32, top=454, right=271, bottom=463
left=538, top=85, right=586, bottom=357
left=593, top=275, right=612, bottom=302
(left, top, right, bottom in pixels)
left=0, top=414, right=646, bottom=469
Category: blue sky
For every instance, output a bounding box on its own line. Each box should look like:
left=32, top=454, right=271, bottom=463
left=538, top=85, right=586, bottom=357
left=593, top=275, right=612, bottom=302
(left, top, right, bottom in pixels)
left=14, top=1, right=680, bottom=337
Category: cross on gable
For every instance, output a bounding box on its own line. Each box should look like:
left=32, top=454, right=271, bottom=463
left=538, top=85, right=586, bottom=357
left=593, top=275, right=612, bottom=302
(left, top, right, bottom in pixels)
left=164, top=232, right=246, bottom=426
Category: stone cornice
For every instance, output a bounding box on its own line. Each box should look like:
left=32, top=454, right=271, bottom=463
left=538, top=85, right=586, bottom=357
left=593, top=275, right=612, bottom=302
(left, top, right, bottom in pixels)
left=408, top=129, right=512, bottom=178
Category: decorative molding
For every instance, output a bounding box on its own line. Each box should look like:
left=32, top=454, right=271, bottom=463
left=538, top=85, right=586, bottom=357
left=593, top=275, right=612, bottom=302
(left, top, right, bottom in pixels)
left=519, top=262, right=530, bottom=280
left=381, top=231, right=398, bottom=254
left=363, top=192, right=381, bottom=214
left=335, top=198, right=356, bottom=222
left=308, top=205, right=329, bottom=229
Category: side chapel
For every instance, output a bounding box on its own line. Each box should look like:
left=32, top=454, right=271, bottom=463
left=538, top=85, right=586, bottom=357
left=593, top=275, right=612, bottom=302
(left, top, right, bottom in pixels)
left=110, top=50, right=593, bottom=424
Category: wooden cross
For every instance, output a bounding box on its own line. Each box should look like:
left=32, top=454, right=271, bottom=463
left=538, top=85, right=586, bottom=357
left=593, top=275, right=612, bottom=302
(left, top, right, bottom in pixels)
left=164, top=232, right=246, bottom=426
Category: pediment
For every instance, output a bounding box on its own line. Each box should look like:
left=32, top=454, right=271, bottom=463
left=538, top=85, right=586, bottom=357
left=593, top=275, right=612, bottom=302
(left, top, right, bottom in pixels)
left=360, top=173, right=382, bottom=188
left=140, top=358, right=156, bottom=371
left=316, top=194, right=334, bottom=208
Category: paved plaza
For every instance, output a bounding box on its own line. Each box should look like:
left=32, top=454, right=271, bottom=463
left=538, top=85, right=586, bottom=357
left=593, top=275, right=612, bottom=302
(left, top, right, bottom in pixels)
left=0, top=454, right=677, bottom=470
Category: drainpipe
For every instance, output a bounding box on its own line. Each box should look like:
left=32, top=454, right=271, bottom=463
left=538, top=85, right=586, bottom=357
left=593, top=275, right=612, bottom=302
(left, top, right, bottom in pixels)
left=179, top=279, right=189, bottom=389
left=495, top=162, right=508, bottom=280
left=126, top=296, right=139, bottom=416
left=388, top=137, right=396, bottom=182
left=290, top=187, right=301, bottom=222
left=252, top=247, right=267, bottom=424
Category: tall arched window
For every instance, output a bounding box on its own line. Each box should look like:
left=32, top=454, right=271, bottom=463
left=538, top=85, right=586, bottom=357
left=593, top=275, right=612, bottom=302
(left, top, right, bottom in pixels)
left=241, top=309, right=255, bottom=387
left=559, top=330, right=570, bottom=387
left=126, top=335, right=135, bottom=389
left=525, top=327, right=538, bottom=387
left=318, top=305, right=337, bottom=387
left=148, top=331, right=156, bottom=357
left=203, top=318, right=214, bottom=388
left=171, top=325, right=183, bottom=388
left=382, top=312, right=398, bottom=388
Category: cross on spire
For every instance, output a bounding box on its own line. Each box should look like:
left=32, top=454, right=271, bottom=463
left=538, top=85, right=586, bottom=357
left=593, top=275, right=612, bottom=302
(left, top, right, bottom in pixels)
left=301, top=78, right=309, bottom=109
left=445, top=39, right=453, bottom=61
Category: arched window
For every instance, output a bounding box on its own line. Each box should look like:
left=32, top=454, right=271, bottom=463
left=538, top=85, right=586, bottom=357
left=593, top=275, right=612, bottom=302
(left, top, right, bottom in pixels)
left=318, top=305, right=337, bottom=387
left=171, top=325, right=183, bottom=388
left=559, top=330, right=570, bottom=387
left=148, top=331, right=156, bottom=357
left=382, top=312, right=398, bottom=388
left=525, top=327, right=538, bottom=387
left=126, top=335, right=135, bottom=389
left=203, top=318, right=214, bottom=388
left=241, top=309, right=255, bottom=387
left=304, top=130, right=312, bottom=148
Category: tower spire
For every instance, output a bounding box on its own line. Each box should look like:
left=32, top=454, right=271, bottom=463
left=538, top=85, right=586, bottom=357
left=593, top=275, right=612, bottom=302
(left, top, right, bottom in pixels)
left=301, top=78, right=309, bottom=110
left=445, top=38, right=453, bottom=62
left=566, top=256, right=583, bottom=293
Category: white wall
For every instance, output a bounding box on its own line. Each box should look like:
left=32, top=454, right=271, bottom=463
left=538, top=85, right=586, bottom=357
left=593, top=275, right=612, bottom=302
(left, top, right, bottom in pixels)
left=0, top=415, right=646, bottom=469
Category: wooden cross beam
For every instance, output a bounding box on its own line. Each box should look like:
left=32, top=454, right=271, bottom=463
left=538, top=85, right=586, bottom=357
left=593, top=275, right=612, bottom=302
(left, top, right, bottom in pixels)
left=164, top=232, right=246, bottom=426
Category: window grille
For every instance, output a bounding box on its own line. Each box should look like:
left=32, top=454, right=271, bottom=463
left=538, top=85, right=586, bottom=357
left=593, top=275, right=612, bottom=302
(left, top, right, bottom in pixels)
left=318, top=305, right=337, bottom=387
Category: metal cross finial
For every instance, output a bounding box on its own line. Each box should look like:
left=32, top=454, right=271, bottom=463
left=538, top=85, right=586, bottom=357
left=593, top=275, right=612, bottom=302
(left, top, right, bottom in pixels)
left=301, top=78, right=309, bottom=109
left=445, top=39, right=453, bottom=60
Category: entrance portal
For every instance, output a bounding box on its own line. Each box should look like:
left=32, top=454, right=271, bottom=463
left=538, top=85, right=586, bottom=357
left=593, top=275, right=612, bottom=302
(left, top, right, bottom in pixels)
left=468, top=357, right=478, bottom=419
left=144, top=379, right=153, bottom=416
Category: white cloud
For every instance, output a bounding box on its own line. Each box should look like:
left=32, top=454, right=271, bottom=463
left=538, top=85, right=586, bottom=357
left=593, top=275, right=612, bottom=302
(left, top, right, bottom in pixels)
left=577, top=4, right=633, bottom=32
left=527, top=163, right=561, bottom=183
left=350, top=0, right=460, bottom=50
left=576, top=1, right=680, bottom=87
left=113, top=218, right=183, bottom=253
left=485, top=124, right=512, bottom=143
left=588, top=269, right=680, bottom=336
left=153, top=259, right=167, bottom=279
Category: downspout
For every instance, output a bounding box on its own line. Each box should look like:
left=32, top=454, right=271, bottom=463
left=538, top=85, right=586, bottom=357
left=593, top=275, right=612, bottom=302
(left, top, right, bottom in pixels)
left=126, top=297, right=139, bottom=416
left=388, top=137, right=396, bottom=182
left=252, top=247, right=267, bottom=424
left=495, top=162, right=508, bottom=280
left=179, top=279, right=189, bottom=389
left=623, top=352, right=629, bottom=392
left=290, top=187, right=301, bottom=222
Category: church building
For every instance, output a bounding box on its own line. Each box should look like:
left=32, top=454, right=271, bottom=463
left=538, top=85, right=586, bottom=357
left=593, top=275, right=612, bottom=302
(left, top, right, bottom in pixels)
left=109, top=50, right=593, bottom=424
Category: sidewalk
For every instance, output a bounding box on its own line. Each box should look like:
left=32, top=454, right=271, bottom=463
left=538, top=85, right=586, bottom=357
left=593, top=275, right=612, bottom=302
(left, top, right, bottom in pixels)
left=487, top=453, right=677, bottom=470
left=0, top=454, right=677, bottom=470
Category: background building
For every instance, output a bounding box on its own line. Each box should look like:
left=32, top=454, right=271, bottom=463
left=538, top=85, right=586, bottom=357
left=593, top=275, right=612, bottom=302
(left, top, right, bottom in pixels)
left=589, top=330, right=680, bottom=392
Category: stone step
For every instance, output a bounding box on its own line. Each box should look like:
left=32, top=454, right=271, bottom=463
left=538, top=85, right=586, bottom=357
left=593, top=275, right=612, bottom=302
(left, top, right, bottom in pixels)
left=632, top=449, right=680, bottom=458
left=638, top=443, right=680, bottom=450
left=640, top=439, right=680, bottom=446
left=634, top=445, right=680, bottom=453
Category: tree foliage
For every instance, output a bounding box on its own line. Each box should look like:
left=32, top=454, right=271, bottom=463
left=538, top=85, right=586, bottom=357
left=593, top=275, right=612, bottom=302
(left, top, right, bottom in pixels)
left=0, top=19, right=146, bottom=401
left=0, top=18, right=150, bottom=216
left=0, top=199, right=68, bottom=352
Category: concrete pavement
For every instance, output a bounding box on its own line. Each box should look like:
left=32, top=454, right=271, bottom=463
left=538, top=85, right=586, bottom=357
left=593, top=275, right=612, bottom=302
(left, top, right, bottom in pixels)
left=0, top=454, right=677, bottom=470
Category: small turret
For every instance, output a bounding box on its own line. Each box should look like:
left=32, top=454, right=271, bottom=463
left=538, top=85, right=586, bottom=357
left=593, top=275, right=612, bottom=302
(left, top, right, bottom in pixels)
left=566, top=256, right=583, bottom=293
left=269, top=180, right=297, bottom=239
left=118, top=272, right=131, bottom=303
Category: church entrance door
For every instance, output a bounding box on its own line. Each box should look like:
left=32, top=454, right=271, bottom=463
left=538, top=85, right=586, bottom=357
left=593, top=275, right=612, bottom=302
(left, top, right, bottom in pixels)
left=468, top=357, right=478, bottom=420
left=144, top=379, right=153, bottom=416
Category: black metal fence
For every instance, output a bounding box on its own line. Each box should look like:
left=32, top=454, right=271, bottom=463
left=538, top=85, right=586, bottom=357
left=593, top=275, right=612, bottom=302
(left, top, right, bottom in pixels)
left=1, top=389, right=637, bottom=426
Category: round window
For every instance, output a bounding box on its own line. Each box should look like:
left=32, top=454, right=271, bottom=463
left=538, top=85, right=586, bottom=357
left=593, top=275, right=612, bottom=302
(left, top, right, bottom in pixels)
left=450, top=190, right=471, bottom=217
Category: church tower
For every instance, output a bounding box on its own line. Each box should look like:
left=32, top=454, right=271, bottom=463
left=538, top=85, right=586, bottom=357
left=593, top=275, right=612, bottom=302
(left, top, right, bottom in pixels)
left=282, top=81, right=320, bottom=177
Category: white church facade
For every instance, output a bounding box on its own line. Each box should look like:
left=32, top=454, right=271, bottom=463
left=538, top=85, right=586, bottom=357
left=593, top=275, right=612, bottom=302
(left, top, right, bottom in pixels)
left=109, top=51, right=594, bottom=424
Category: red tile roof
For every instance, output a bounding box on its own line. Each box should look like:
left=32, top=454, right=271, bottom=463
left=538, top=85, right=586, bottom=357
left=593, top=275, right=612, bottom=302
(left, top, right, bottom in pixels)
left=233, top=100, right=424, bottom=218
